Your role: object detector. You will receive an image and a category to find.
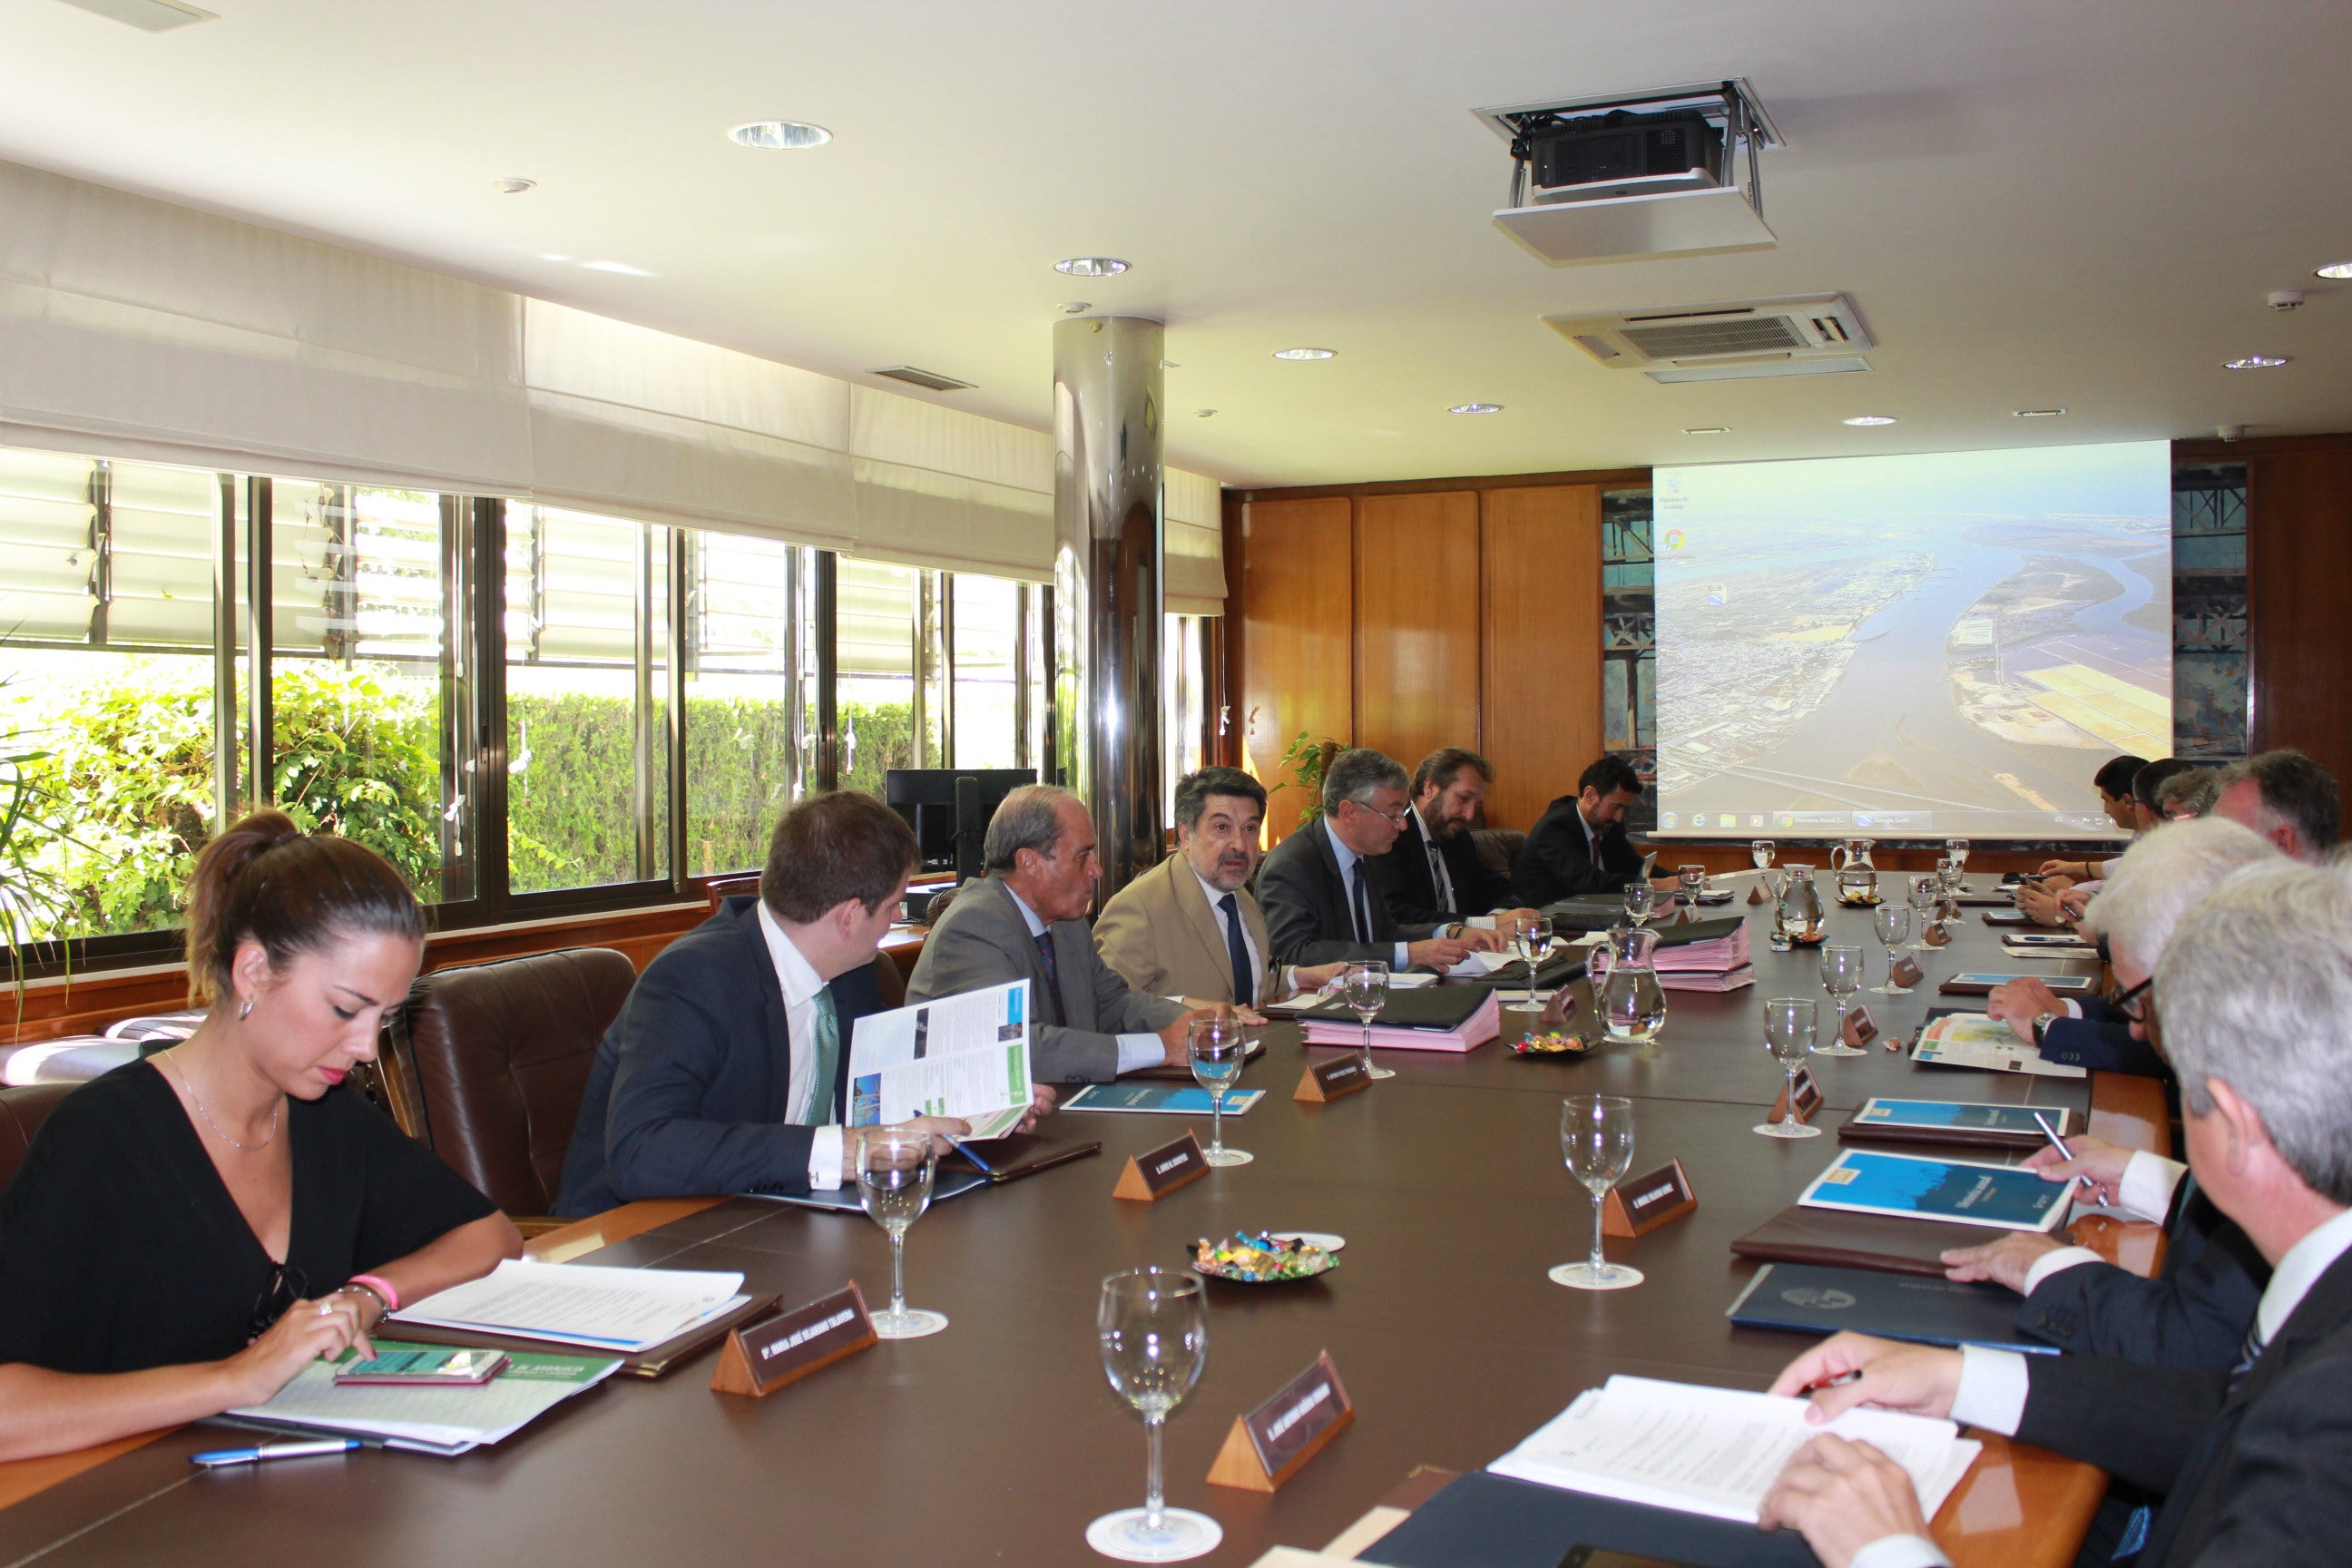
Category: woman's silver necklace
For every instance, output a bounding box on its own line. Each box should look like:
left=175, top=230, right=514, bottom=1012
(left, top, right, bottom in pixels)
left=164, top=1047, right=281, bottom=1152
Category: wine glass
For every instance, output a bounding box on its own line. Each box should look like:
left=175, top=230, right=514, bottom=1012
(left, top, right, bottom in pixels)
left=1751, top=839, right=1775, bottom=872
left=1756, top=998, right=1824, bottom=1139
left=1088, top=1268, right=1219, bottom=1562
left=1505, top=913, right=1552, bottom=1014
left=1187, top=1017, right=1251, bottom=1168
left=1907, top=874, right=1939, bottom=952
left=1623, top=881, right=1655, bottom=926
left=854, top=1127, right=948, bottom=1338
left=1816, top=945, right=1865, bottom=1056
left=1935, top=857, right=1961, bottom=933
left=1551, top=1094, right=1642, bottom=1290
left=1677, top=865, right=1707, bottom=913
left=1870, top=904, right=1915, bottom=995
left=1945, top=838, right=1971, bottom=885
left=1341, top=960, right=1394, bottom=1081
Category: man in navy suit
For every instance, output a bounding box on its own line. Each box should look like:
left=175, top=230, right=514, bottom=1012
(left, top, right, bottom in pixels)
left=557, top=791, right=1013, bottom=1216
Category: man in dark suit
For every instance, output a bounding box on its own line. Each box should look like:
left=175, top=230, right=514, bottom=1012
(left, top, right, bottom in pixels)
left=907, top=785, right=1206, bottom=1085
left=1759, top=859, right=2352, bottom=1568
left=1511, top=754, right=1663, bottom=906
left=1256, top=748, right=1489, bottom=971
left=555, top=792, right=1001, bottom=1216
left=1366, top=747, right=1538, bottom=932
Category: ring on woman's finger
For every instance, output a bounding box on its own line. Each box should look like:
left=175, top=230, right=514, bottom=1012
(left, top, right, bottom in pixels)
left=317, top=1303, right=335, bottom=1317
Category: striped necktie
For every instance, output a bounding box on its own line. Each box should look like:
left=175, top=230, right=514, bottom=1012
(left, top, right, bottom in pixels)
left=2228, top=1320, right=2266, bottom=1391
left=1033, top=930, right=1063, bottom=1025
left=802, top=988, right=839, bottom=1124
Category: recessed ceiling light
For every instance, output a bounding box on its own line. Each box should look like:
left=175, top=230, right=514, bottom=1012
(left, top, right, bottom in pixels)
left=1195, top=409, right=1218, bottom=418
left=2315, top=261, right=2352, bottom=279
left=1681, top=426, right=1730, bottom=435
left=1054, top=257, right=1130, bottom=278
left=1273, top=348, right=1336, bottom=361
left=492, top=177, right=536, bottom=195
left=2224, top=355, right=2290, bottom=369
left=582, top=260, right=655, bottom=277
left=2013, top=408, right=2067, bottom=418
left=1842, top=415, right=1898, bottom=426
left=1061, top=301, right=1091, bottom=315
left=730, top=121, right=831, bottom=151
left=1449, top=403, right=1504, bottom=415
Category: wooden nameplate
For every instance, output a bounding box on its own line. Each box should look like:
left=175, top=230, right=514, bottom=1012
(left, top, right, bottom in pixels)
left=1840, top=1005, right=1880, bottom=1049
left=1889, top=954, right=1926, bottom=986
left=1747, top=883, right=1766, bottom=905
left=1207, top=1351, right=1354, bottom=1493
left=1112, top=1131, right=1210, bottom=1201
left=1923, top=923, right=1952, bottom=948
left=1770, top=1064, right=1825, bottom=1124
left=1295, top=1054, right=1372, bottom=1102
left=1601, top=1158, right=1697, bottom=1238
left=709, top=1282, right=876, bottom=1398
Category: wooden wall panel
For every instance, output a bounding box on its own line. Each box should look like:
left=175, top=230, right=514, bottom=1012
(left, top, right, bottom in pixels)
left=1481, top=485, right=1603, bottom=830
left=2246, top=444, right=2352, bottom=789
left=1355, top=492, right=1482, bottom=774
left=1237, top=496, right=1356, bottom=838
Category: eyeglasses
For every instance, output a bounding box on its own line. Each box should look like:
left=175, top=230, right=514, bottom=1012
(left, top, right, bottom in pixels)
left=248, top=1261, right=309, bottom=1342
left=1348, top=799, right=1410, bottom=827
left=2110, top=975, right=2154, bottom=1024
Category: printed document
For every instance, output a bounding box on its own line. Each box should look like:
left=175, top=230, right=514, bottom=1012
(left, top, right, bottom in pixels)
left=848, top=978, right=1034, bottom=1140
left=1489, top=1375, right=1980, bottom=1524
left=1913, top=1013, right=2086, bottom=1079
left=392, top=1259, right=748, bottom=1352
left=230, top=1340, right=620, bottom=1455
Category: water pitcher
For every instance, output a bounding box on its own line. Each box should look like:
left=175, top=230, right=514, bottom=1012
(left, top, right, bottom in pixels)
left=1776, top=864, right=1826, bottom=944
left=1589, top=926, right=1667, bottom=1044
left=1829, top=838, right=1877, bottom=875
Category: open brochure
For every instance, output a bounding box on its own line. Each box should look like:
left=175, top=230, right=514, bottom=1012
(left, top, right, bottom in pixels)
left=848, top=977, right=1034, bottom=1141
left=1912, top=1012, right=2086, bottom=1079
left=1488, top=1375, right=1979, bottom=1526
left=225, top=1340, right=620, bottom=1456
left=392, top=1259, right=749, bottom=1353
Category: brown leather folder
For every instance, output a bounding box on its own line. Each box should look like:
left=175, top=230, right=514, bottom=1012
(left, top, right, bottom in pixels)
left=387, top=1292, right=779, bottom=1378
left=943, top=1132, right=1102, bottom=1182
left=1836, top=1109, right=2072, bottom=1153
left=1730, top=1206, right=2007, bottom=1278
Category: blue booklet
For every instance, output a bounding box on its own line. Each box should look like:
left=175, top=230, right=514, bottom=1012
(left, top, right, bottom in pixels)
left=1798, top=1148, right=2069, bottom=1232
left=1061, top=1083, right=1266, bottom=1115
left=1727, top=1261, right=2058, bottom=1355
left=1845, top=1098, right=2072, bottom=1144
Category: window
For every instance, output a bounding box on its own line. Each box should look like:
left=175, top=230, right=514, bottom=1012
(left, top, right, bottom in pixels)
left=950, top=574, right=1024, bottom=769
left=501, top=503, right=670, bottom=895
left=685, top=532, right=815, bottom=877
left=1162, top=612, right=1210, bottom=816
left=835, top=558, right=927, bottom=796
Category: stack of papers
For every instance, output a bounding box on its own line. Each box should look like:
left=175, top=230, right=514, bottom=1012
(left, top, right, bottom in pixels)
left=1651, top=921, right=1753, bottom=993
left=1489, top=1375, right=1980, bottom=1525
left=227, top=1341, right=620, bottom=1455
left=1912, top=1013, right=2085, bottom=1079
left=1301, top=988, right=1501, bottom=1054
left=392, top=1259, right=750, bottom=1353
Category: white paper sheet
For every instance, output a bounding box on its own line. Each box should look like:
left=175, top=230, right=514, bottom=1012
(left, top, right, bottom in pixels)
left=847, top=978, right=1034, bottom=1138
left=391, top=1259, right=747, bottom=1352
left=1489, top=1375, right=1980, bottom=1525
left=1913, top=1014, right=2087, bottom=1079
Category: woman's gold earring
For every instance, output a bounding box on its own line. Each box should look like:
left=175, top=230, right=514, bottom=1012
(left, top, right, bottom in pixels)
left=237, top=997, right=254, bottom=1021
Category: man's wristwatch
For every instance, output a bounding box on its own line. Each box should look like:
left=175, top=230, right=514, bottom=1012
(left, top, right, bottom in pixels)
left=2030, top=1011, right=2062, bottom=1048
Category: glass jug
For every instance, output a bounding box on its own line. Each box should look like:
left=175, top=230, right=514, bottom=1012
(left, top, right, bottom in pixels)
left=1588, top=926, right=1667, bottom=1044
left=1830, top=838, right=1877, bottom=875
left=1776, top=864, right=1826, bottom=944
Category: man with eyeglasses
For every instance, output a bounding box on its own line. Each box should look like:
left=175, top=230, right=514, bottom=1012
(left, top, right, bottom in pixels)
left=1945, top=818, right=2279, bottom=1377
left=1256, top=748, right=1494, bottom=971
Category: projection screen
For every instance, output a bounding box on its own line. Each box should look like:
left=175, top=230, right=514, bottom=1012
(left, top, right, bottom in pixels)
left=1653, top=441, right=2171, bottom=841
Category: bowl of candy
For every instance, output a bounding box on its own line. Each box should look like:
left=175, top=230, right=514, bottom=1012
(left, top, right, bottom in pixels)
left=1510, top=1032, right=1595, bottom=1057
left=1191, top=1231, right=1338, bottom=1285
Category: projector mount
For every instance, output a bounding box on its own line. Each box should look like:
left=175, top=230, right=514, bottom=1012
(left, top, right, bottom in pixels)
left=1482, top=79, right=1783, bottom=217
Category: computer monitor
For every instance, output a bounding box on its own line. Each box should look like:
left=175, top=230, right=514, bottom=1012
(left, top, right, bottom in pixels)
left=883, top=769, right=1038, bottom=881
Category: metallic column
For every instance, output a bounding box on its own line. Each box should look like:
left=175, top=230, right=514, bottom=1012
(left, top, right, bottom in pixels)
left=1053, top=315, right=1164, bottom=905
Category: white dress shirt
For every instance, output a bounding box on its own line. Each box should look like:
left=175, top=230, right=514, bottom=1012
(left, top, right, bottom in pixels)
left=1004, top=885, right=1165, bottom=1074
left=753, top=899, right=845, bottom=1191
left=1324, top=829, right=1411, bottom=969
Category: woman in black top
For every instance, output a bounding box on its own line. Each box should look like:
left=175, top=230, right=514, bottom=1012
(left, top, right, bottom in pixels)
left=0, top=813, right=523, bottom=1460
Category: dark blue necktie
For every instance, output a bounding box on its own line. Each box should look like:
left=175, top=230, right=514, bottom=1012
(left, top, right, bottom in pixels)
left=1349, top=862, right=1374, bottom=945
left=2228, top=1320, right=2266, bottom=1392
left=1033, top=930, right=1063, bottom=1025
left=1218, top=893, right=1255, bottom=1006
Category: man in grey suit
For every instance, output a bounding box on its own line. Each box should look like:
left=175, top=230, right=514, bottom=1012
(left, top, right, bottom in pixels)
left=1255, top=747, right=1491, bottom=971
left=1758, top=859, right=2352, bottom=1568
left=907, top=785, right=1208, bottom=1085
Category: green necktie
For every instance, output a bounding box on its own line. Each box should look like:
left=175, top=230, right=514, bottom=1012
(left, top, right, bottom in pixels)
left=804, top=988, right=840, bottom=1125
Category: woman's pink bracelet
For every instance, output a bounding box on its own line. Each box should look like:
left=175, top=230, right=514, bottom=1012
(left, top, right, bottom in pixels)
left=348, top=1273, right=399, bottom=1312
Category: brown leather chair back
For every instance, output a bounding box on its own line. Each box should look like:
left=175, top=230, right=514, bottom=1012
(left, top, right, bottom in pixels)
left=0, top=1083, right=75, bottom=1194
left=703, top=874, right=761, bottom=914
left=1471, top=828, right=1526, bottom=876
left=872, top=948, right=906, bottom=1009
left=384, top=947, right=638, bottom=1218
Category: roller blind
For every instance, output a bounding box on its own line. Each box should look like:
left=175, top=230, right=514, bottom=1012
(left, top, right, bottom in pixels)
left=0, top=157, right=1228, bottom=597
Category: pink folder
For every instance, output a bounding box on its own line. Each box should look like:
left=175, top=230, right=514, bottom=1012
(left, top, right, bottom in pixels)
left=1300, top=989, right=1502, bottom=1054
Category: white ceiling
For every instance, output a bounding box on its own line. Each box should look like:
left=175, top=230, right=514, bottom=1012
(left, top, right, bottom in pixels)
left=3, top=0, right=2348, bottom=489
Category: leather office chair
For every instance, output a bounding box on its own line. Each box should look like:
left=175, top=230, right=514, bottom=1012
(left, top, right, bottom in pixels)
left=378, top=947, right=638, bottom=1226
left=0, top=1082, right=74, bottom=1192
left=1471, top=828, right=1525, bottom=877
left=703, top=873, right=761, bottom=914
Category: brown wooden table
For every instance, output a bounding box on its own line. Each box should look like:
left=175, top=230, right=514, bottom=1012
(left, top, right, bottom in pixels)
left=0, top=894, right=2158, bottom=1566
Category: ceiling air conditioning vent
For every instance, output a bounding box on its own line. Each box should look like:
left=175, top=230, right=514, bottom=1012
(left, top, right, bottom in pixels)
left=871, top=366, right=975, bottom=392
left=1544, top=293, right=1875, bottom=383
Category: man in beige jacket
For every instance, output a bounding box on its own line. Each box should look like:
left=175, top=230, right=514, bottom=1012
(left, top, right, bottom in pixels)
left=1096, top=766, right=1343, bottom=1008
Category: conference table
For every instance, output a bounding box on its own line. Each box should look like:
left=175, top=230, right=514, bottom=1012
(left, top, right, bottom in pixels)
left=0, top=881, right=2162, bottom=1567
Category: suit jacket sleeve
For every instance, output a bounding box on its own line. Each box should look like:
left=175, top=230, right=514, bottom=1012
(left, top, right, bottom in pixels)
left=2012, top=1355, right=2229, bottom=1494
left=2152, top=1336, right=2352, bottom=1566
left=600, top=954, right=818, bottom=1200
left=2037, top=1016, right=2169, bottom=1076
left=1257, top=836, right=1389, bottom=967
left=1085, top=937, right=1188, bottom=1035
left=908, top=897, right=1123, bottom=1085
left=2016, top=1194, right=2268, bottom=1367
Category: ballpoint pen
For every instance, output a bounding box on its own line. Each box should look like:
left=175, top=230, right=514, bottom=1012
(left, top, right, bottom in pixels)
left=190, top=1437, right=362, bottom=1467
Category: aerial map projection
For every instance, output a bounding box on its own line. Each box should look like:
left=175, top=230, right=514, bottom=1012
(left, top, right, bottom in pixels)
left=1653, top=442, right=2171, bottom=840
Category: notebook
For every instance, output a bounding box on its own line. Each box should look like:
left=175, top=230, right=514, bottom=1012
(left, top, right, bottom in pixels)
left=1838, top=1097, right=2074, bottom=1151
left=1727, top=1262, right=2057, bottom=1355
left=1798, top=1149, right=2071, bottom=1233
